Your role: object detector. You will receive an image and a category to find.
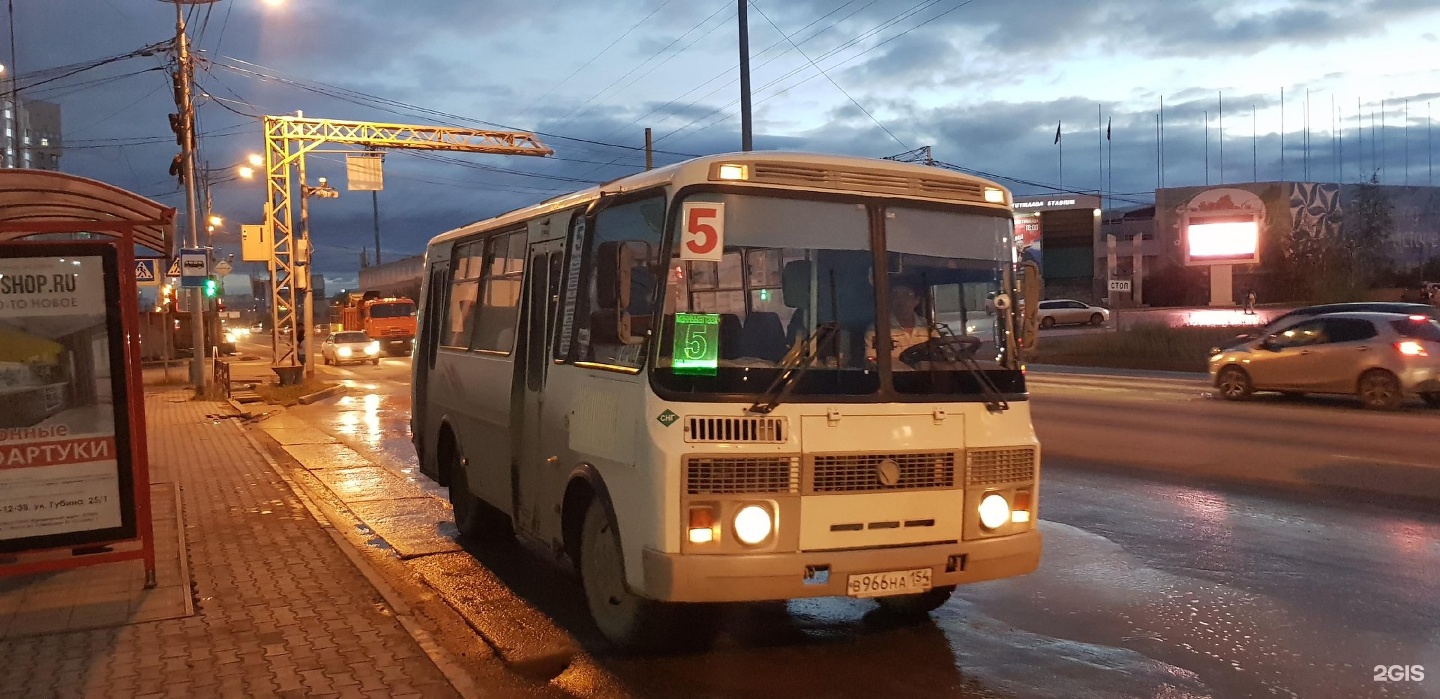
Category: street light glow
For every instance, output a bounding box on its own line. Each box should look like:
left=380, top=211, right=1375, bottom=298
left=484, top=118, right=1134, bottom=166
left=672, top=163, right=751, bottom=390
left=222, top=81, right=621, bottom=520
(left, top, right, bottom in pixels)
left=247, top=153, right=263, bottom=166
left=208, top=215, right=223, bottom=226
left=238, top=165, right=255, bottom=179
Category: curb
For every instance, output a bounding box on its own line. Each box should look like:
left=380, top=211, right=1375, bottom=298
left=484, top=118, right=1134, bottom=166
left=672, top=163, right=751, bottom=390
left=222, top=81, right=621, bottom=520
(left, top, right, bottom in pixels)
left=1047, top=456, right=1440, bottom=513
left=298, top=383, right=347, bottom=405
left=1027, top=363, right=1209, bottom=381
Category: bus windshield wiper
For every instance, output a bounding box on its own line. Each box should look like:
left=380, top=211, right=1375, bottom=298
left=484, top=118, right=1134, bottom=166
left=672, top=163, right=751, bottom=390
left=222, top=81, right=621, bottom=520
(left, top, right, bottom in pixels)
left=927, top=322, right=1009, bottom=413
left=747, top=322, right=840, bottom=414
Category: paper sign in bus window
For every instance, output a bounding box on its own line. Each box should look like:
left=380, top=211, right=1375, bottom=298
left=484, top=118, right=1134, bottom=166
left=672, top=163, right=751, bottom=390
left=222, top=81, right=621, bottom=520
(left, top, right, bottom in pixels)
left=672, top=313, right=720, bottom=376
left=680, top=202, right=725, bottom=261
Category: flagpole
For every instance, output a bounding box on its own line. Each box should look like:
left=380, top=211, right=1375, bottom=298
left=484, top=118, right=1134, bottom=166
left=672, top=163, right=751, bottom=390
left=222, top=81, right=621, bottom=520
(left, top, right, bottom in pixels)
left=1358, top=96, right=1364, bottom=181
left=1107, top=117, right=1113, bottom=216
left=1097, top=104, right=1103, bottom=211
left=1155, top=113, right=1161, bottom=191
left=1337, top=101, right=1343, bottom=183
left=1429, top=101, right=1433, bottom=186
left=1332, top=95, right=1338, bottom=183
left=1404, top=99, right=1409, bottom=185
left=1159, top=96, right=1165, bottom=187
left=1280, top=87, right=1285, bottom=181
left=1057, top=120, right=1063, bottom=190
left=1380, top=99, right=1386, bottom=182
left=1252, top=104, right=1258, bottom=182
left=1218, top=90, right=1224, bottom=184
left=1304, top=88, right=1310, bottom=181
left=1204, top=110, right=1210, bottom=185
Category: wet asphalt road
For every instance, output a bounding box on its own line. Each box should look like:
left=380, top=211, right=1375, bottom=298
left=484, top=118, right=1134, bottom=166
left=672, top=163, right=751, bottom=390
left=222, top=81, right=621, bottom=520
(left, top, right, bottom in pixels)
left=293, top=354, right=1440, bottom=699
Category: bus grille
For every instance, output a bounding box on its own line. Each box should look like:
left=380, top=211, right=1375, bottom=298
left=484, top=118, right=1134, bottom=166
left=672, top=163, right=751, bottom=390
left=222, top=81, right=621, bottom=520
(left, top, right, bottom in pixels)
left=685, top=456, right=800, bottom=495
left=807, top=452, right=956, bottom=493
left=685, top=416, right=787, bottom=443
left=965, top=447, right=1037, bottom=487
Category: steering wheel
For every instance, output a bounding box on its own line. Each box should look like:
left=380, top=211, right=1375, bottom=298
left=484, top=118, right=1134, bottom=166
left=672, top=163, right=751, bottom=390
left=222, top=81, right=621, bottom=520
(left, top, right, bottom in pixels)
left=897, top=334, right=983, bottom=367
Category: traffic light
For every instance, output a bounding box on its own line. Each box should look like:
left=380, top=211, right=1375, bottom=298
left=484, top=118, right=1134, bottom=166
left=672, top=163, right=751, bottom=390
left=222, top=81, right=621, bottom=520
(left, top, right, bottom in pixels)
left=203, top=275, right=219, bottom=299
left=168, top=113, right=184, bottom=145
left=169, top=153, right=185, bottom=185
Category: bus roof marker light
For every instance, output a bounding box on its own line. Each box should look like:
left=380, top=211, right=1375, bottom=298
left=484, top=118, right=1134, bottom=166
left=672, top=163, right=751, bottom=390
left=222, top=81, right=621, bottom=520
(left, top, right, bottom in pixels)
left=717, top=164, right=748, bottom=181
left=983, top=187, right=1005, bottom=204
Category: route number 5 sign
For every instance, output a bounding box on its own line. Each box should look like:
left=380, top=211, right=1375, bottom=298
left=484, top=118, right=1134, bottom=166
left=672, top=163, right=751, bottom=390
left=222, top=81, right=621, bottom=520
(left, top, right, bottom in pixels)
left=680, top=202, right=725, bottom=261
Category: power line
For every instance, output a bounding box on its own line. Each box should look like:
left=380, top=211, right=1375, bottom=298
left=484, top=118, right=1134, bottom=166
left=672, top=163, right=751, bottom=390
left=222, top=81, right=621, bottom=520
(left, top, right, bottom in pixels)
left=550, top=0, right=734, bottom=131
left=513, top=0, right=678, bottom=123
left=749, top=1, right=906, bottom=149
left=654, top=0, right=953, bottom=145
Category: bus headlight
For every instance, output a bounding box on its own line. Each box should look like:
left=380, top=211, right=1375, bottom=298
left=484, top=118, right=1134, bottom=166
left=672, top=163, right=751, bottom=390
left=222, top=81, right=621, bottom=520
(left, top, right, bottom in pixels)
left=978, top=493, right=1010, bottom=530
left=733, top=504, right=772, bottom=545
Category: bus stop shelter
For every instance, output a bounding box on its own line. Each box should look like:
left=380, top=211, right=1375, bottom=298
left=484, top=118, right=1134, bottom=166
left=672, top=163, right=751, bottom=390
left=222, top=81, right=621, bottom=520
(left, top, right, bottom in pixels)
left=0, top=169, right=173, bottom=584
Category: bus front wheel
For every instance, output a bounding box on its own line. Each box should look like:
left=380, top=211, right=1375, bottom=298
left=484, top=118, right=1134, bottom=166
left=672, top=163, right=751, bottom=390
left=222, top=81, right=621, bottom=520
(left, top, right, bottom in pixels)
left=579, top=502, right=716, bottom=652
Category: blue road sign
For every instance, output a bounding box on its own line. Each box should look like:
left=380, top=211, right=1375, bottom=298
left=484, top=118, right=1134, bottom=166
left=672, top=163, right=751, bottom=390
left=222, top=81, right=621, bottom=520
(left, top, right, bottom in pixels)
left=135, top=259, right=159, bottom=286
left=180, top=247, right=208, bottom=288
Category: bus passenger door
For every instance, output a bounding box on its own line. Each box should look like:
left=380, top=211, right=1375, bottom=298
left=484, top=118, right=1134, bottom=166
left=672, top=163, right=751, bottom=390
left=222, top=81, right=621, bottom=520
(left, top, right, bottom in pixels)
left=513, top=238, right=566, bottom=535
left=414, top=261, right=448, bottom=480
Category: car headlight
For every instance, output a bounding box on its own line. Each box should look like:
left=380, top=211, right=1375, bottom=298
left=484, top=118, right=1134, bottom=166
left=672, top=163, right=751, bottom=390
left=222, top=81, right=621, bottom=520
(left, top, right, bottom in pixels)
left=733, top=504, right=773, bottom=545
left=338, top=347, right=352, bottom=357
left=366, top=341, right=380, bottom=354
left=978, top=493, right=1010, bottom=530
left=223, top=332, right=237, bottom=343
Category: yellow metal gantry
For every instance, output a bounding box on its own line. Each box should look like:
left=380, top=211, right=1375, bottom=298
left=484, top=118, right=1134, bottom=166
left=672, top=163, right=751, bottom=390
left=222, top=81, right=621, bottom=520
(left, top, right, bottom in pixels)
left=263, top=115, right=552, bottom=372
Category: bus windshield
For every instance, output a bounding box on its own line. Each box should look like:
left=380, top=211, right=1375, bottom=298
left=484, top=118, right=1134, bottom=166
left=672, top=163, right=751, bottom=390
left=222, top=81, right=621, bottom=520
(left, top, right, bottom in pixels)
left=369, top=301, right=415, bottom=318
left=653, top=193, right=1019, bottom=400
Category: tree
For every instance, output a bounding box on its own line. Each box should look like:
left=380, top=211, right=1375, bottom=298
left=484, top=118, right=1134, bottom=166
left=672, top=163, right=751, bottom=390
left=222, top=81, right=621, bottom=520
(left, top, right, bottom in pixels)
left=1337, top=174, right=1395, bottom=291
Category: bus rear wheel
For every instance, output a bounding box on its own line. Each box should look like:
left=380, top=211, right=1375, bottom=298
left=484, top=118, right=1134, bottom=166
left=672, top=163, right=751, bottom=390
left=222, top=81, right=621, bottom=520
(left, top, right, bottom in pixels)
left=874, top=585, right=956, bottom=619
left=578, top=502, right=715, bottom=652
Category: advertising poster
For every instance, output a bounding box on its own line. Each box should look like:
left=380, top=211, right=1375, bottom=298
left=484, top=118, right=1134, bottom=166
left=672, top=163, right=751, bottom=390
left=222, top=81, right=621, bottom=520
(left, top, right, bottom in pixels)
left=1013, top=213, right=1042, bottom=267
left=0, top=250, right=134, bottom=552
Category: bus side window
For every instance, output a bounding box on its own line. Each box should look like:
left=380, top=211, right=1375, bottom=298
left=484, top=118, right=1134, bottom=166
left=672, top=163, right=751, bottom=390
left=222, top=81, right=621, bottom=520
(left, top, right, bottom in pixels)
left=471, top=230, right=525, bottom=353
left=443, top=241, right=485, bottom=347
left=581, top=195, right=664, bottom=368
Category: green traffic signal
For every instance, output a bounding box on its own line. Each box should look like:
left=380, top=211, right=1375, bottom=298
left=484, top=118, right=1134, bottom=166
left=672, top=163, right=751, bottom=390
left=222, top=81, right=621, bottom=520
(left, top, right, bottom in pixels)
left=203, top=276, right=219, bottom=298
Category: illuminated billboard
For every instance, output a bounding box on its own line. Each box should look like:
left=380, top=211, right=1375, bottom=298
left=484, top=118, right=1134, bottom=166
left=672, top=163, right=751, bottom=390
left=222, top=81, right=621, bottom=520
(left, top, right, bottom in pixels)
left=1186, top=218, right=1259, bottom=263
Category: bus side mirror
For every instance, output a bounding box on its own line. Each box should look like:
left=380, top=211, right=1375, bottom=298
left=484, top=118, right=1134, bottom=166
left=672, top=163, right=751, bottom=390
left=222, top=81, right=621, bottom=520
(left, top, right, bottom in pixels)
left=593, top=240, right=653, bottom=344
left=1019, top=260, right=1042, bottom=355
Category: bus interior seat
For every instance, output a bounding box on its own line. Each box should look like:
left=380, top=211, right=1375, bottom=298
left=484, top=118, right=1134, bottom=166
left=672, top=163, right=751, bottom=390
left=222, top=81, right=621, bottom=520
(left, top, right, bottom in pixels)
left=740, top=312, right=786, bottom=362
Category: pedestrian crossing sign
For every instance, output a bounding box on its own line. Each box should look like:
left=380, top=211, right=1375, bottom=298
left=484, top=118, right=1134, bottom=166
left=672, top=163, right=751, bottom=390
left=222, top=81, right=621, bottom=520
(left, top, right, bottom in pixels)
left=135, top=258, right=160, bottom=286
left=166, top=256, right=181, bottom=278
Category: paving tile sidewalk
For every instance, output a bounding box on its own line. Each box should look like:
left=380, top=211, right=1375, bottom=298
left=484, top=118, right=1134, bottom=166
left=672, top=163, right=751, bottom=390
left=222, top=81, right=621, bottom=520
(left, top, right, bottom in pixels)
left=0, top=390, right=460, bottom=698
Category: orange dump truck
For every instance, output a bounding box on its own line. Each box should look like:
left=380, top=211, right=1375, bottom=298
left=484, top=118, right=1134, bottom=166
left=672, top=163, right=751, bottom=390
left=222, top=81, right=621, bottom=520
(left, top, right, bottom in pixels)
left=340, top=292, right=417, bottom=356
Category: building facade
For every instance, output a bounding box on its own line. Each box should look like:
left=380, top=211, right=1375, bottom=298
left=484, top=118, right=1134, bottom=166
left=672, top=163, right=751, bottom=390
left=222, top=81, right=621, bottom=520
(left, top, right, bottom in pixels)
left=2, top=96, right=62, bottom=171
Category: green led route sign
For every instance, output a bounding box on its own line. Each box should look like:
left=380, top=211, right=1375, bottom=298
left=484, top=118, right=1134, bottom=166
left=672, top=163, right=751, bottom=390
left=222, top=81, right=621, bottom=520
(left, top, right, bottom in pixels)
left=672, top=313, right=719, bottom=376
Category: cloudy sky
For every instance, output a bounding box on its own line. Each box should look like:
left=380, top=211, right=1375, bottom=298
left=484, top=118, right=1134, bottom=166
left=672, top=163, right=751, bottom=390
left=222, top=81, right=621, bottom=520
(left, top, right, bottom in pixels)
left=11, top=0, right=1440, bottom=288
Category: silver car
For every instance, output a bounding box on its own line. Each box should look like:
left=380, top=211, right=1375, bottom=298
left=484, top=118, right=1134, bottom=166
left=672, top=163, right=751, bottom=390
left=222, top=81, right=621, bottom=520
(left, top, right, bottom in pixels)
left=322, top=331, right=381, bottom=366
left=1037, top=299, right=1110, bottom=328
left=1209, top=312, right=1440, bottom=409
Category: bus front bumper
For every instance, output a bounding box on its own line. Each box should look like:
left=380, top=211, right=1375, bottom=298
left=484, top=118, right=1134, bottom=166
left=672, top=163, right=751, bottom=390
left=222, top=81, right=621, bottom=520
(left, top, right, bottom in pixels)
left=641, top=530, right=1042, bottom=603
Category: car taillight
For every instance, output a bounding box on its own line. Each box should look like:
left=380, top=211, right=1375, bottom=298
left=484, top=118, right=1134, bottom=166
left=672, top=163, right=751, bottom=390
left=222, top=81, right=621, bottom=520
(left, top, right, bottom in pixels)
left=1395, top=341, right=1428, bottom=357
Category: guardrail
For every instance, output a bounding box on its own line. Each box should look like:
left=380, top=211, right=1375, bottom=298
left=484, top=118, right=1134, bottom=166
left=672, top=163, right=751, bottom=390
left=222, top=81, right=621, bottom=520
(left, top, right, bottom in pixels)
left=212, top=351, right=231, bottom=398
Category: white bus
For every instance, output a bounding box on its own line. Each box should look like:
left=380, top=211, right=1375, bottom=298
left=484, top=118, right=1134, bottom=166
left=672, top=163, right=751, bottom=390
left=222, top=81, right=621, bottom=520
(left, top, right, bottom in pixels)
left=413, top=152, right=1043, bottom=649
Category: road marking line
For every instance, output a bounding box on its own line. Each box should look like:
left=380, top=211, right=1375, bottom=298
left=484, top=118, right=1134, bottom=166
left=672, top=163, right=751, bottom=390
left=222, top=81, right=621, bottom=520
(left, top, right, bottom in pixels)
left=1327, top=454, right=1440, bottom=470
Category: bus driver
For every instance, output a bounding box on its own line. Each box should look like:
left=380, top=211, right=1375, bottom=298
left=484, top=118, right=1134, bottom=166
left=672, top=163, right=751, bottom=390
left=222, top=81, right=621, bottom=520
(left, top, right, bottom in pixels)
left=866, top=279, right=933, bottom=366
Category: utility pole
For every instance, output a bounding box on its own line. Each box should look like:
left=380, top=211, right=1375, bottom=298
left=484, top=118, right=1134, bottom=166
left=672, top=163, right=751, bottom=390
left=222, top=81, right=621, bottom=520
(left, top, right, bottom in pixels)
left=172, top=0, right=209, bottom=390
left=644, top=127, right=654, bottom=170
left=298, top=153, right=314, bottom=379
left=738, top=0, right=753, bottom=151
left=371, top=191, right=381, bottom=266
